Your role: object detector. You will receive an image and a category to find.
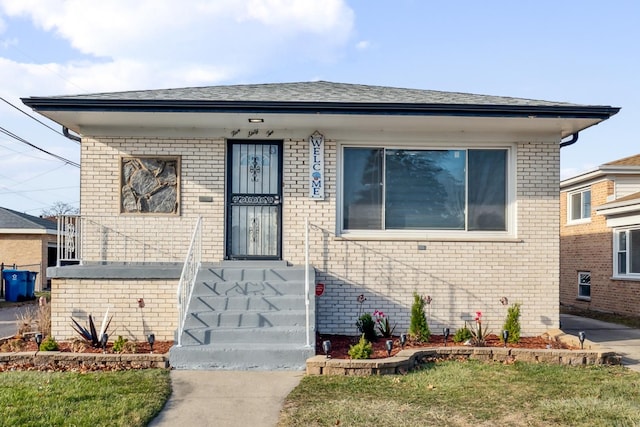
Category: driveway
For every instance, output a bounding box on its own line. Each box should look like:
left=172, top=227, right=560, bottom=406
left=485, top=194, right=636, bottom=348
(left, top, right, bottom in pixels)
left=560, top=313, right=640, bottom=372
left=0, top=305, right=28, bottom=338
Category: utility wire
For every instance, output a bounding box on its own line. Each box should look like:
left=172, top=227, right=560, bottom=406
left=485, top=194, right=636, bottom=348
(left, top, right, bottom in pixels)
left=0, top=126, right=79, bottom=167
left=0, top=97, right=75, bottom=142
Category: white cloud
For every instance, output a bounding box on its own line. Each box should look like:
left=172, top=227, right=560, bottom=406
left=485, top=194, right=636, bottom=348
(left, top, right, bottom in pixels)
left=355, top=40, right=370, bottom=50
left=0, top=0, right=355, bottom=92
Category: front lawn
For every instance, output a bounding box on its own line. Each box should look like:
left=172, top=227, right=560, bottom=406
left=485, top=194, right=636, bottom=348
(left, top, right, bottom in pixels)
left=0, top=369, right=170, bottom=426
left=279, top=361, right=640, bottom=426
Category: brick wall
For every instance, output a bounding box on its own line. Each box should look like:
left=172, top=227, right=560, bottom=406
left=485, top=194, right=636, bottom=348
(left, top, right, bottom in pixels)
left=560, top=179, right=640, bottom=316
left=51, top=136, right=561, bottom=340
left=52, top=278, right=176, bottom=341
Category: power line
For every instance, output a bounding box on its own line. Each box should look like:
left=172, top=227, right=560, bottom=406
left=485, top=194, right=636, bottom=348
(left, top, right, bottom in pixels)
left=0, top=126, right=79, bottom=167
left=0, top=97, right=76, bottom=142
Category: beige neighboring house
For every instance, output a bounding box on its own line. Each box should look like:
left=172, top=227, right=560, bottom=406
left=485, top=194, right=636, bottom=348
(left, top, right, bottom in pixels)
left=560, top=154, right=640, bottom=316
left=0, top=207, right=58, bottom=292
left=21, top=81, right=618, bottom=369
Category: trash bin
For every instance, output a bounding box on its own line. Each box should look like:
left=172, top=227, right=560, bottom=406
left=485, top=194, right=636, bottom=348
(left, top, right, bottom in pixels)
left=1, top=270, right=34, bottom=302
left=26, top=271, right=37, bottom=300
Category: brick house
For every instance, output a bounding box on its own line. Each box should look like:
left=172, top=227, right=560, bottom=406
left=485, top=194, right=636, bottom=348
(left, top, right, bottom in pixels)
left=0, top=207, right=57, bottom=291
left=22, top=81, right=618, bottom=369
left=560, top=154, right=640, bottom=316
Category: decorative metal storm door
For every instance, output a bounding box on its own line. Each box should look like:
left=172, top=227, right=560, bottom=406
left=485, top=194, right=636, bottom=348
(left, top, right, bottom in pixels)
left=226, top=141, right=283, bottom=259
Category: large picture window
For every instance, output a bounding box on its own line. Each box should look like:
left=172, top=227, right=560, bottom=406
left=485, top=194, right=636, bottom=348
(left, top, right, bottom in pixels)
left=342, top=147, right=508, bottom=233
left=614, top=228, right=640, bottom=277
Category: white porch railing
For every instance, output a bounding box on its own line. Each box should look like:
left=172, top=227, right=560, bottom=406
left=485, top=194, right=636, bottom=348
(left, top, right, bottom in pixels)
left=56, top=215, right=197, bottom=265
left=176, top=216, right=202, bottom=347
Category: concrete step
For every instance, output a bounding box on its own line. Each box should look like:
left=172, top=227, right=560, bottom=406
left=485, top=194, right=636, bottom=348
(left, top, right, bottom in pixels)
left=169, top=342, right=315, bottom=370
left=197, top=266, right=309, bottom=283
left=189, top=295, right=305, bottom=312
left=180, top=325, right=311, bottom=346
left=193, top=280, right=305, bottom=297
left=184, top=310, right=307, bottom=329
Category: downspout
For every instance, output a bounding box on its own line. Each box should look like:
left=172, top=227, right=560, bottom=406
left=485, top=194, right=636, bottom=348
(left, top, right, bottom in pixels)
left=63, top=126, right=81, bottom=142
left=559, top=132, right=579, bottom=148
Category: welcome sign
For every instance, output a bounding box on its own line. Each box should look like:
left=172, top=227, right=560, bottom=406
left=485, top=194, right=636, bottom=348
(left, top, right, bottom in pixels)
left=309, top=131, right=325, bottom=199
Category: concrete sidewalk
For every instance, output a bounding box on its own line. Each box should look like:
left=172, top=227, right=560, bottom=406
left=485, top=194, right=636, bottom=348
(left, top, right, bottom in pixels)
left=560, top=313, right=640, bottom=372
left=148, top=370, right=304, bottom=427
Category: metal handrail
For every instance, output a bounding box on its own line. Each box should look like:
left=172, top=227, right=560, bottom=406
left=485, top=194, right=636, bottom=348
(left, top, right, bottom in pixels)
left=304, top=216, right=311, bottom=348
left=176, top=216, right=202, bottom=347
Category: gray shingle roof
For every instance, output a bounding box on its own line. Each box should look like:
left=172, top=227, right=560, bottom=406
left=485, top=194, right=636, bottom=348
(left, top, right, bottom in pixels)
left=48, top=81, right=582, bottom=107
left=0, top=207, right=57, bottom=231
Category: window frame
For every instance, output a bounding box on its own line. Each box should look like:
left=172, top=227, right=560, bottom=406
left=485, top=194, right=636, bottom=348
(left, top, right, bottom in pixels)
left=613, top=227, right=640, bottom=279
left=567, top=187, right=591, bottom=224
left=337, top=142, right=516, bottom=240
left=577, top=271, right=591, bottom=300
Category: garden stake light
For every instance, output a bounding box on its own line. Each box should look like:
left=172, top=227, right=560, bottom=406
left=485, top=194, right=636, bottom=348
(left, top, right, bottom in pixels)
left=35, top=333, right=42, bottom=353
left=147, top=333, right=155, bottom=353
left=443, top=328, right=450, bottom=346
left=322, top=340, right=331, bottom=358
left=385, top=339, right=393, bottom=356
left=400, top=333, right=407, bottom=349
left=578, top=331, right=586, bottom=349
left=100, top=333, right=108, bottom=353
left=503, top=330, right=509, bottom=347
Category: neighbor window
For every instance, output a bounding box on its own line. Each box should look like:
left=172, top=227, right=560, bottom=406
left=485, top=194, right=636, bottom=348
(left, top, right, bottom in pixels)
left=578, top=271, right=591, bottom=299
left=342, top=147, right=508, bottom=232
left=568, top=188, right=591, bottom=222
left=614, top=228, right=640, bottom=277
left=121, top=157, right=180, bottom=214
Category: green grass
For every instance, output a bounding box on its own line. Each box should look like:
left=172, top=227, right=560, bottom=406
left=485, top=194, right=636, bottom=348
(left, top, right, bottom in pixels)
left=279, top=361, right=640, bottom=426
left=0, top=369, right=171, bottom=426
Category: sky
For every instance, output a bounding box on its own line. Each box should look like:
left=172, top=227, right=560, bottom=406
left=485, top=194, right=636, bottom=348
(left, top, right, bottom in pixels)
left=0, top=0, right=638, bottom=215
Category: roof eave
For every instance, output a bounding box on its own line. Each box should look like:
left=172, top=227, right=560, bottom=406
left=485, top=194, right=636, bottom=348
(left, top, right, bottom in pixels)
left=21, top=98, right=620, bottom=120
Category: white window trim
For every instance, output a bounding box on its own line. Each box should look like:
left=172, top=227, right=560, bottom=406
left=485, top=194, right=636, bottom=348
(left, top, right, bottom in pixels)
left=566, top=187, right=591, bottom=225
left=336, top=142, right=517, bottom=240
left=612, top=227, right=640, bottom=279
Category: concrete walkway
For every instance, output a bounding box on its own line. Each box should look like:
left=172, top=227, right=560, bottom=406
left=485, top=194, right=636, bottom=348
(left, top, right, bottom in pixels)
left=560, top=313, right=640, bottom=372
left=148, top=370, right=304, bottom=427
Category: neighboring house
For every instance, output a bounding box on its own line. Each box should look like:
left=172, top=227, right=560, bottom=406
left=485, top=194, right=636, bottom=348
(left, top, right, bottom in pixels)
left=560, top=154, right=640, bottom=316
left=0, top=207, right=58, bottom=291
left=22, top=81, right=618, bottom=369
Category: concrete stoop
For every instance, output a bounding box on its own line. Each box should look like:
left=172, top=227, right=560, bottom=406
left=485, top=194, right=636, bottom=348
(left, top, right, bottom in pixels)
left=169, top=264, right=316, bottom=370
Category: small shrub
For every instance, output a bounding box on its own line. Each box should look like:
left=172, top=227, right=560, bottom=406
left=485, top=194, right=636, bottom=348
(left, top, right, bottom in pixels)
left=16, top=306, right=36, bottom=336
left=39, top=336, right=59, bottom=351
left=348, top=334, right=373, bottom=359
left=1, top=338, right=26, bottom=352
left=70, top=338, right=89, bottom=353
left=356, top=313, right=378, bottom=342
left=112, top=335, right=128, bottom=353
left=122, top=341, right=138, bottom=353
left=36, top=297, right=51, bottom=337
left=452, top=326, right=473, bottom=343
left=408, top=293, right=431, bottom=343
left=502, top=303, right=522, bottom=343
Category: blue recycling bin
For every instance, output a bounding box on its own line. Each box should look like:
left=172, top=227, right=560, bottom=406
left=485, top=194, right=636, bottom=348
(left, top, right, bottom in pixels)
left=2, top=270, right=36, bottom=302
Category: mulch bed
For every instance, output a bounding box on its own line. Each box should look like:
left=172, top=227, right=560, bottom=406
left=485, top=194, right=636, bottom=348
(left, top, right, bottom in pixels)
left=1, top=336, right=173, bottom=354
left=317, top=334, right=575, bottom=359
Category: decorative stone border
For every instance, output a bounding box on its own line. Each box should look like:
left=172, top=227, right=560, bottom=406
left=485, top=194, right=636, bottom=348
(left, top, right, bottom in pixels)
left=307, top=346, right=621, bottom=376
left=0, top=351, right=169, bottom=369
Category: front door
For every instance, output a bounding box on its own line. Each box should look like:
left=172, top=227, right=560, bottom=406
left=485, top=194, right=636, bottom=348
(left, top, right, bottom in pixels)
left=226, top=141, right=283, bottom=260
